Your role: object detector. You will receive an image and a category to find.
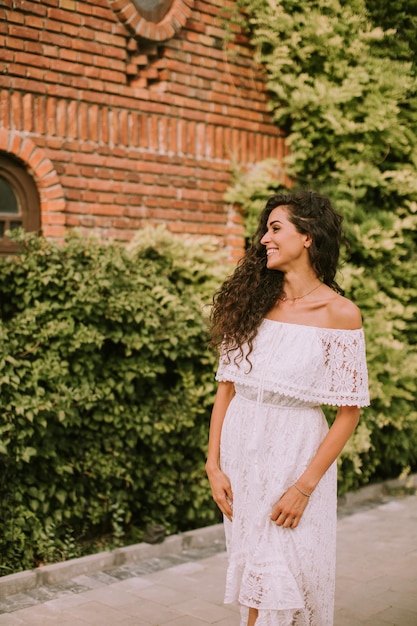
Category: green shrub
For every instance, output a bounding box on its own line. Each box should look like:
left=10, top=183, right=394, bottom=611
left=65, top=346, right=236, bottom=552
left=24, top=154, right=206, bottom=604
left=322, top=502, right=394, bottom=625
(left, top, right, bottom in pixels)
left=226, top=163, right=417, bottom=493
left=224, top=0, right=417, bottom=492
left=0, top=228, right=226, bottom=574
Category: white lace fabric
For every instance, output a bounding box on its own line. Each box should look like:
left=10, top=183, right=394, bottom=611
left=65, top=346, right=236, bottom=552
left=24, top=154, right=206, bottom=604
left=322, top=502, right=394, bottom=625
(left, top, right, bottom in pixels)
left=216, top=319, right=370, bottom=408
left=216, top=320, right=370, bottom=626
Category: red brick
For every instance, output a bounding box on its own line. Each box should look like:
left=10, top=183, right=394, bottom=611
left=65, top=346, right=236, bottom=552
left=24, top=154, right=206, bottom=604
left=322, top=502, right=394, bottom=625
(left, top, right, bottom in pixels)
left=6, top=36, right=24, bottom=51
left=27, top=149, right=46, bottom=173
left=48, top=6, right=82, bottom=25
left=40, top=210, right=65, bottom=225
left=45, top=97, right=56, bottom=136
left=0, top=91, right=10, bottom=130
left=42, top=224, right=66, bottom=237
left=11, top=91, right=22, bottom=129
left=65, top=100, right=77, bottom=139
left=78, top=102, right=88, bottom=140
left=6, top=64, right=25, bottom=80
left=55, top=99, right=67, bottom=137
left=17, top=137, right=37, bottom=163
left=8, top=131, right=23, bottom=155
left=0, top=129, right=10, bottom=151
left=41, top=184, right=64, bottom=200
left=8, top=24, right=37, bottom=40
left=22, top=92, right=34, bottom=132
left=1, top=0, right=284, bottom=258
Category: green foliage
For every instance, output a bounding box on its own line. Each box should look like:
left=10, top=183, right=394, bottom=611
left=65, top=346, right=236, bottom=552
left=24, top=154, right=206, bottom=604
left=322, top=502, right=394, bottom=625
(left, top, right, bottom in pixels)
left=0, top=228, right=226, bottom=574
left=364, top=0, right=417, bottom=61
left=226, top=0, right=417, bottom=492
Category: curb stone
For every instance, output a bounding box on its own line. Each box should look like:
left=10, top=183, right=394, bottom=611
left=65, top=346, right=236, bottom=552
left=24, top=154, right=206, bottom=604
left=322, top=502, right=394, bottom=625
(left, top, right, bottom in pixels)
left=0, top=524, right=226, bottom=600
left=0, top=474, right=415, bottom=600
left=337, top=473, right=416, bottom=515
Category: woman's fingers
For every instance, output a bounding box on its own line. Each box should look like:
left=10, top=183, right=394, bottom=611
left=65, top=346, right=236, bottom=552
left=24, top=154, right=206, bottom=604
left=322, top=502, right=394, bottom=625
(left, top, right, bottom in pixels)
left=272, top=509, right=297, bottom=527
left=271, top=486, right=309, bottom=528
left=208, top=470, right=233, bottom=521
left=214, top=491, right=233, bottom=521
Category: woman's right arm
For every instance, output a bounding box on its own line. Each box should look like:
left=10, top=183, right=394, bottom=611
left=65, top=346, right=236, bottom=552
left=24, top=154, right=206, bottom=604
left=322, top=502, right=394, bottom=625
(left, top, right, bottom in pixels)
left=205, top=380, right=235, bottom=521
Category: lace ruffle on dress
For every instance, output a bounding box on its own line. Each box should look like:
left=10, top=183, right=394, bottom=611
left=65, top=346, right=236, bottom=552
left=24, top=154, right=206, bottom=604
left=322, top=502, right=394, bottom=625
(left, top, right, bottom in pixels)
left=216, top=319, right=370, bottom=626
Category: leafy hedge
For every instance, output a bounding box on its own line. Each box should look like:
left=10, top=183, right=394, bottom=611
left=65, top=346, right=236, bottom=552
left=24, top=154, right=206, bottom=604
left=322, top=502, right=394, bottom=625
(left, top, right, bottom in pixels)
left=0, top=228, right=226, bottom=575
left=225, top=0, right=417, bottom=491
left=2, top=1, right=417, bottom=575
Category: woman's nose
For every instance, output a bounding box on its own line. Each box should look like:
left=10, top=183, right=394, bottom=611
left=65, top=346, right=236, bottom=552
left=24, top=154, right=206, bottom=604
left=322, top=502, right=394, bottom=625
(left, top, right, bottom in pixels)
left=260, top=232, right=269, bottom=245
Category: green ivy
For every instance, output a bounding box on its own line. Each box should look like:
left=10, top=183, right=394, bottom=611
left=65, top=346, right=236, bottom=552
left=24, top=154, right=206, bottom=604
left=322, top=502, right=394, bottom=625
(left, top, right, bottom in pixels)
left=225, top=0, right=417, bottom=492
left=0, top=228, right=226, bottom=574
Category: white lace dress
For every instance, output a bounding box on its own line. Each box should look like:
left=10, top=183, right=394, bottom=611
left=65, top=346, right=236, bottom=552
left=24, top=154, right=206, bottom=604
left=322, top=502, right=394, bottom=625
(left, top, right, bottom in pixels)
left=216, top=319, right=370, bottom=626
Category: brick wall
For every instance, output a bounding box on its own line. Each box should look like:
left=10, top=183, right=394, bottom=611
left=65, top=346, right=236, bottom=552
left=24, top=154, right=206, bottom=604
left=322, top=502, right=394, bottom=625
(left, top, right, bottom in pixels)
left=0, top=0, right=287, bottom=259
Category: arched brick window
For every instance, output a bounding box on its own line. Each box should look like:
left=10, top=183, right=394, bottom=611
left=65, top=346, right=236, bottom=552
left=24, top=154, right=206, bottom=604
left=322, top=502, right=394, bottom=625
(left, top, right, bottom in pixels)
left=132, top=0, right=174, bottom=23
left=109, top=0, right=193, bottom=42
left=0, top=154, right=40, bottom=255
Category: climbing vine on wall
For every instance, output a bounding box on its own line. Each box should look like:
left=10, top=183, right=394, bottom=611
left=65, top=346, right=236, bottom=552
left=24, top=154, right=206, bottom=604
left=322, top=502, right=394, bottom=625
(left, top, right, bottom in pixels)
left=225, top=0, right=417, bottom=489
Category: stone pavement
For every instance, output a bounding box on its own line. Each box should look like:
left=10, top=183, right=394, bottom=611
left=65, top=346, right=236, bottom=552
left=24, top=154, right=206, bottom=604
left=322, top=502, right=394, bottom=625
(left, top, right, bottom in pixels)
left=0, top=491, right=416, bottom=625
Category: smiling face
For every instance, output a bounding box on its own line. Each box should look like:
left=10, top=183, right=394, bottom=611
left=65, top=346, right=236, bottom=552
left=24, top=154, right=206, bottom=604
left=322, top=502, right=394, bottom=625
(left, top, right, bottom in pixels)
left=260, top=206, right=312, bottom=272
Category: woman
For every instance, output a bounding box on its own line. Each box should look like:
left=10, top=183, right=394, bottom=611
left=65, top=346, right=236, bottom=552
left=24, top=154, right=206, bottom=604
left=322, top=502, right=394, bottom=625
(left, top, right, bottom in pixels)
left=206, top=191, right=370, bottom=626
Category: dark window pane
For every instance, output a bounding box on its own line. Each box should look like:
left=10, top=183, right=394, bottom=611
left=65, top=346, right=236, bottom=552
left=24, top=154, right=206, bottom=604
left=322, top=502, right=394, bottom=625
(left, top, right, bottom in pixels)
left=0, top=176, right=19, bottom=214
left=0, top=221, right=4, bottom=237
left=10, top=220, right=22, bottom=230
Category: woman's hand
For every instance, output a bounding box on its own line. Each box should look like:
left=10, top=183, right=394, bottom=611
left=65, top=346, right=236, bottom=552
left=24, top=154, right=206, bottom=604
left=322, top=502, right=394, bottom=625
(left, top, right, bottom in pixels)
left=270, top=485, right=310, bottom=529
left=206, top=466, right=233, bottom=522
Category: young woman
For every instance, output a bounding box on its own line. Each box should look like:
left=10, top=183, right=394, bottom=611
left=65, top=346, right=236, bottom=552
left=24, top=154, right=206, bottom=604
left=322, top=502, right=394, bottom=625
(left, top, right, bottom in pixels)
left=206, top=191, right=370, bottom=626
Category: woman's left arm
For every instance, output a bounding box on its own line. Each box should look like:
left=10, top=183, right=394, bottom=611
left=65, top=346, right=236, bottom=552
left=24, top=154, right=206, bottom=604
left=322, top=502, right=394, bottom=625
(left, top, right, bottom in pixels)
left=299, top=297, right=363, bottom=490
left=271, top=406, right=360, bottom=528
left=294, top=405, right=360, bottom=495
left=271, top=297, right=367, bottom=528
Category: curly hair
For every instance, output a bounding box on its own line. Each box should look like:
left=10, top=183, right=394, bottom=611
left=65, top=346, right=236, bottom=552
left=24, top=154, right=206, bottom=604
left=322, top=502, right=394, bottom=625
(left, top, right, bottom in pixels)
left=210, top=190, right=345, bottom=361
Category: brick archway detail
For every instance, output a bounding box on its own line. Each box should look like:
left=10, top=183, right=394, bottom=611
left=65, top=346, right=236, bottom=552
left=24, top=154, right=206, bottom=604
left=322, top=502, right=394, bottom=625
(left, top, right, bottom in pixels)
left=0, top=130, right=66, bottom=238
left=109, top=0, right=194, bottom=41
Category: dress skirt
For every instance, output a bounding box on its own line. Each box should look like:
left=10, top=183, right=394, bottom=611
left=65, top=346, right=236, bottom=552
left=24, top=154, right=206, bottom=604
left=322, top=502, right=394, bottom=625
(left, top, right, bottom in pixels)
left=220, top=386, right=337, bottom=626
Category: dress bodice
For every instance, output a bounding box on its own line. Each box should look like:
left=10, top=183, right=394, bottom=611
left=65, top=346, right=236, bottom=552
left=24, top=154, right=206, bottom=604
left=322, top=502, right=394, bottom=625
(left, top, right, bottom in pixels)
left=216, top=319, right=370, bottom=407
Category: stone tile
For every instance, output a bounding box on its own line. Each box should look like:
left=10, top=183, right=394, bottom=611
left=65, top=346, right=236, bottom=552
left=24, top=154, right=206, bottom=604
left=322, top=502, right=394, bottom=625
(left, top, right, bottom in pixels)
left=144, top=569, right=205, bottom=595
left=116, top=619, right=152, bottom=626
left=87, top=571, right=121, bottom=585
left=336, top=584, right=393, bottom=621
left=212, top=619, right=240, bottom=626
left=365, top=606, right=417, bottom=626
left=52, top=600, right=136, bottom=625
left=75, top=585, right=146, bottom=609
left=388, top=572, right=417, bottom=593
left=103, top=566, right=139, bottom=581
left=160, top=617, right=210, bottom=626
left=45, top=592, right=103, bottom=611
left=125, top=581, right=193, bottom=606
left=100, top=576, right=154, bottom=594
left=159, top=560, right=206, bottom=576
left=333, top=608, right=367, bottom=626
left=195, top=584, right=226, bottom=606
left=172, top=598, right=237, bottom=623
left=381, top=589, right=417, bottom=613
left=120, top=597, right=182, bottom=623
left=26, top=582, right=84, bottom=603
left=0, top=593, right=38, bottom=613
left=7, top=604, right=89, bottom=626
left=71, top=573, right=109, bottom=589
left=0, top=615, right=25, bottom=625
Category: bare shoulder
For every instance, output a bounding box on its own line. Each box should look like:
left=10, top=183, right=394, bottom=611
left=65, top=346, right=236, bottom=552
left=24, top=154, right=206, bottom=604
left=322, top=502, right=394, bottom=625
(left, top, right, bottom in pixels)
left=326, top=293, right=362, bottom=330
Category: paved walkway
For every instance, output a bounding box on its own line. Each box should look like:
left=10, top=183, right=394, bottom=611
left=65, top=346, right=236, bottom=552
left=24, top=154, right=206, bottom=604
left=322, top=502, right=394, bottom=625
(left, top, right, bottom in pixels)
left=0, top=493, right=416, bottom=625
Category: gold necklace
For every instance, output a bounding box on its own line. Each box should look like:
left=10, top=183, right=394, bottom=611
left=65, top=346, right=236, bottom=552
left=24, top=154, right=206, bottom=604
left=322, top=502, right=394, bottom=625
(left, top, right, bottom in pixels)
left=279, top=282, right=322, bottom=303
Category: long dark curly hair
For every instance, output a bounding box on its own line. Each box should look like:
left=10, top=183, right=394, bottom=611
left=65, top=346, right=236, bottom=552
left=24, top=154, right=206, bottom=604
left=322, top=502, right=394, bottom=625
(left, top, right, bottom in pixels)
left=210, top=190, right=345, bottom=361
